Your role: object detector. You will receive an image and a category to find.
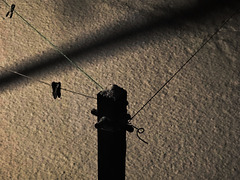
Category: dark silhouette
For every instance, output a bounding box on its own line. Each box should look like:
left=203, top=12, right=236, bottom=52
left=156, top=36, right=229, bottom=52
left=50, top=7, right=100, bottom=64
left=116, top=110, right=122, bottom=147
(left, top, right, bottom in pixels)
left=91, top=85, right=134, bottom=180
left=6, top=4, right=15, bottom=18
left=51, top=82, right=61, bottom=99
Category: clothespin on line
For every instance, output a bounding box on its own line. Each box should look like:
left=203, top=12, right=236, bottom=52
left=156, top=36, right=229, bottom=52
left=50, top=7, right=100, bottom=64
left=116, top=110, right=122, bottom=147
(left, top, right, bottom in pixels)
left=6, top=4, right=15, bottom=18
left=52, top=82, right=61, bottom=99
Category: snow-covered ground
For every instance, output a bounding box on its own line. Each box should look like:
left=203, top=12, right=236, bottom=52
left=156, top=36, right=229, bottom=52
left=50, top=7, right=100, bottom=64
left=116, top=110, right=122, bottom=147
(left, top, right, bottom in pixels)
left=0, top=0, right=239, bottom=179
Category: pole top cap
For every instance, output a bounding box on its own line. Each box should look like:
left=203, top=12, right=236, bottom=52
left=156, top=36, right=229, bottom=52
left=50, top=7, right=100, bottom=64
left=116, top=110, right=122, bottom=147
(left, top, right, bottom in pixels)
left=99, top=84, right=127, bottom=102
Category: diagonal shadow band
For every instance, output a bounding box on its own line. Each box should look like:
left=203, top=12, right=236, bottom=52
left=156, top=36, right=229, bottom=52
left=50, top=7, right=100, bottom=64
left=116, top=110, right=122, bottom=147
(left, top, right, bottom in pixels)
left=0, top=0, right=239, bottom=91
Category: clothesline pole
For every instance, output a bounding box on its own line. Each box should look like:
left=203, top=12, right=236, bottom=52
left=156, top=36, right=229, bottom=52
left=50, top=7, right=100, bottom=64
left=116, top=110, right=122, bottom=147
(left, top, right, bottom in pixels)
left=91, top=84, right=133, bottom=180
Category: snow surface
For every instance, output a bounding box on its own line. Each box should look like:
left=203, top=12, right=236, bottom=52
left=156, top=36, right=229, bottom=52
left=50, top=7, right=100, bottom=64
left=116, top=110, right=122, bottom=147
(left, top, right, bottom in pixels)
left=0, top=0, right=239, bottom=179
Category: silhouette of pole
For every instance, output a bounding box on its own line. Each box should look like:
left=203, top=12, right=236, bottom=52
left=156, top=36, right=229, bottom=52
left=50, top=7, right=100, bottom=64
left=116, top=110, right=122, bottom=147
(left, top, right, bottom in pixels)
left=91, top=84, right=133, bottom=180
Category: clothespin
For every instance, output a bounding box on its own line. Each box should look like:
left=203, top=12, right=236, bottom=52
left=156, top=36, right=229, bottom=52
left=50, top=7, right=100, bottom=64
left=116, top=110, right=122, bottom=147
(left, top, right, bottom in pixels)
left=52, top=82, right=61, bottom=99
left=6, top=4, right=15, bottom=18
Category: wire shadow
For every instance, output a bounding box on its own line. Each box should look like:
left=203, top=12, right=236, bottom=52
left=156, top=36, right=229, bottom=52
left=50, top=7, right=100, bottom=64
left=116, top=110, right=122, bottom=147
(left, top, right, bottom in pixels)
left=0, top=0, right=239, bottom=91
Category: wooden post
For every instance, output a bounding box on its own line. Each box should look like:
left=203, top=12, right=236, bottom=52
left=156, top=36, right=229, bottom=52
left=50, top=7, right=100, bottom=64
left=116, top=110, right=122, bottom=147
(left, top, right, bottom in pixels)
left=91, top=84, right=133, bottom=180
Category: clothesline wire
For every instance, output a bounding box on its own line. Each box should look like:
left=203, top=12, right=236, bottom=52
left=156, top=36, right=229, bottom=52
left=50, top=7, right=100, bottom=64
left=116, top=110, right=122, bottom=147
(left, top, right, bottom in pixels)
left=1, top=0, right=239, bottom=143
left=131, top=125, right=148, bottom=144
left=130, top=7, right=240, bottom=121
left=0, top=65, right=97, bottom=99
left=1, top=0, right=103, bottom=90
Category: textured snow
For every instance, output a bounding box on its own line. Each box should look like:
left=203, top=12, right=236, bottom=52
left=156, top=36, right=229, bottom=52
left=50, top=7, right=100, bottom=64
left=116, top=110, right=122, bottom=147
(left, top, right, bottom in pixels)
left=0, top=0, right=240, bottom=179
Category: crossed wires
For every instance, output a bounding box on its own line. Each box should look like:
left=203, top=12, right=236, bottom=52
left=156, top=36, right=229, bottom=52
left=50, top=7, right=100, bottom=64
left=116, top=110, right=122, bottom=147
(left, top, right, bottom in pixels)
left=1, top=0, right=103, bottom=90
left=1, top=0, right=239, bottom=144
left=1, top=2, right=239, bottom=179
left=0, top=1, right=144, bottom=143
